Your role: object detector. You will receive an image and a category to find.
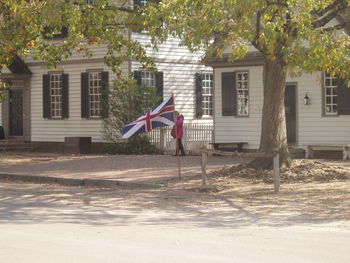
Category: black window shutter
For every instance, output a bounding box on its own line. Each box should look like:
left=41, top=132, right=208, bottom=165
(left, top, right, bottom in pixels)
left=195, top=73, right=203, bottom=118
left=134, top=0, right=142, bottom=9
left=43, top=26, right=68, bottom=39
left=337, top=77, right=350, bottom=115
left=62, top=73, right=69, bottom=119
left=42, top=26, right=52, bottom=39
left=61, top=26, right=68, bottom=38
left=101, top=71, right=109, bottom=118
left=81, top=72, right=89, bottom=118
left=134, top=71, right=142, bottom=85
left=43, top=74, right=51, bottom=119
left=155, top=71, right=163, bottom=100
left=221, top=72, right=236, bottom=116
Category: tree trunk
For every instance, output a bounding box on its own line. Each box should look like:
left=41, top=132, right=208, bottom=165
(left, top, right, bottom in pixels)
left=249, top=58, right=292, bottom=169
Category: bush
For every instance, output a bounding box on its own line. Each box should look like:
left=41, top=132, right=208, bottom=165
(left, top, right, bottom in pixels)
left=102, top=82, right=160, bottom=142
left=103, top=136, right=159, bottom=155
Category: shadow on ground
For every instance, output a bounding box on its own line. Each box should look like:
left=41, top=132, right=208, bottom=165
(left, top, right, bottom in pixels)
left=0, top=178, right=349, bottom=229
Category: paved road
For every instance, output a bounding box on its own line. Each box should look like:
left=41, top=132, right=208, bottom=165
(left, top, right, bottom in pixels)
left=0, top=181, right=349, bottom=263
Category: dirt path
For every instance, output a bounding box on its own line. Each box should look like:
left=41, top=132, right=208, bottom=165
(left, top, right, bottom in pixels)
left=0, top=152, right=240, bottom=182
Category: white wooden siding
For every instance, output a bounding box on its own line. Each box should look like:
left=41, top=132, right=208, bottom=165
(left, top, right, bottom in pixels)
left=29, top=61, right=129, bottom=142
left=24, top=44, right=112, bottom=64
left=25, top=31, right=213, bottom=143
left=132, top=33, right=205, bottom=63
left=132, top=32, right=213, bottom=124
left=214, top=67, right=350, bottom=149
left=214, top=66, right=263, bottom=149
left=21, top=5, right=214, bottom=142
left=294, top=72, right=350, bottom=146
left=132, top=61, right=212, bottom=124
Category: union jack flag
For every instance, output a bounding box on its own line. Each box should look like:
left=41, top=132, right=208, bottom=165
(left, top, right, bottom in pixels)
left=122, top=95, right=175, bottom=139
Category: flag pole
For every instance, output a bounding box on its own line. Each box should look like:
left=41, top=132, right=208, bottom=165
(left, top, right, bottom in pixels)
left=173, top=93, right=182, bottom=180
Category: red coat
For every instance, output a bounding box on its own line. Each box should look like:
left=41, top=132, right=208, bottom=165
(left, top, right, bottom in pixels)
left=175, top=115, right=184, bottom=139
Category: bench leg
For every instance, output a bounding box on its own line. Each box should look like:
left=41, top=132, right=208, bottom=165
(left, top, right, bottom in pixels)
left=305, top=146, right=313, bottom=159
left=343, top=146, right=350, bottom=160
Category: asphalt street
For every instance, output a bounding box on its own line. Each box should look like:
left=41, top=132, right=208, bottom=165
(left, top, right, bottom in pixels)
left=0, top=181, right=349, bottom=263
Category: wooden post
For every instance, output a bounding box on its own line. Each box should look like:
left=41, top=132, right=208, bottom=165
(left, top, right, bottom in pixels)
left=201, top=149, right=208, bottom=185
left=159, top=128, right=165, bottom=154
left=273, top=153, right=280, bottom=193
left=173, top=94, right=182, bottom=180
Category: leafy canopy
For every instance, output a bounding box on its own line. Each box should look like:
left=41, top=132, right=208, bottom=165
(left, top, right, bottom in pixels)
left=0, top=0, right=155, bottom=93
left=144, top=0, right=350, bottom=78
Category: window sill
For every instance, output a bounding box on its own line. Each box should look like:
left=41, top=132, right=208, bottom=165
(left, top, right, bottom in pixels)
left=83, top=117, right=102, bottom=120
left=235, top=115, right=250, bottom=118
left=44, top=117, right=67, bottom=120
left=322, top=113, right=338, bottom=117
left=132, top=30, right=150, bottom=35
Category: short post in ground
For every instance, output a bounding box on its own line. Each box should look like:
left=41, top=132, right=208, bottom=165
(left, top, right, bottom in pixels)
left=273, top=153, right=280, bottom=193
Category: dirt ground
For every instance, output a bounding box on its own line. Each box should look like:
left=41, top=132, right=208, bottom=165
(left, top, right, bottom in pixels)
left=0, top=151, right=79, bottom=165
left=1, top=151, right=349, bottom=225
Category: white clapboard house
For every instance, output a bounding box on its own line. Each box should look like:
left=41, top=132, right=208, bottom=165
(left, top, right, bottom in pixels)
left=205, top=25, right=350, bottom=159
left=0, top=0, right=213, bottom=153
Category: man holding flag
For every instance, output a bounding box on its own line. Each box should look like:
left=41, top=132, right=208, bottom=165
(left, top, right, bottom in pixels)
left=121, top=94, right=183, bottom=179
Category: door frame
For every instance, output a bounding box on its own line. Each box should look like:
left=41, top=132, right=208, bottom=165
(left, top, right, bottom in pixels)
left=0, top=74, right=31, bottom=141
left=285, top=82, right=298, bottom=145
left=9, top=86, right=24, bottom=136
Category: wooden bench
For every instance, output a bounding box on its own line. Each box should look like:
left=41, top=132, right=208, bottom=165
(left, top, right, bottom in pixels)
left=305, top=144, right=350, bottom=160
left=209, top=142, right=248, bottom=152
left=0, top=140, right=8, bottom=151
left=64, top=137, right=91, bottom=154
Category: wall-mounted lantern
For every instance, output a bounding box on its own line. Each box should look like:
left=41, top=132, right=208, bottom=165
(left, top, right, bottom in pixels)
left=304, top=92, right=311, bottom=105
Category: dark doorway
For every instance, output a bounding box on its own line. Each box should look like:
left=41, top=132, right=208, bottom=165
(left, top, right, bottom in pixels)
left=285, top=84, right=297, bottom=144
left=9, top=89, right=23, bottom=136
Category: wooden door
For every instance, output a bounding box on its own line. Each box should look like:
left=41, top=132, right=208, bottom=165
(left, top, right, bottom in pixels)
left=9, top=89, right=23, bottom=136
left=285, top=84, right=296, bottom=144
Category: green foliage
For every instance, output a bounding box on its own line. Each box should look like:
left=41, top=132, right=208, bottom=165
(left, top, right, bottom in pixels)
left=102, top=80, right=160, bottom=142
left=143, top=0, right=350, bottom=79
left=103, top=136, right=159, bottom=155
left=0, top=0, right=154, bottom=96
left=141, top=0, right=350, bottom=165
left=0, top=82, right=10, bottom=101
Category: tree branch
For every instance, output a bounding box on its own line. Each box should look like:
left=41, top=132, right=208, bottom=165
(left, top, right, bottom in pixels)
left=211, top=32, right=228, bottom=53
left=252, top=9, right=266, bottom=53
left=322, top=21, right=350, bottom=31
left=266, top=0, right=288, bottom=8
left=115, top=7, right=135, bottom=13
left=312, top=0, right=345, bottom=17
left=312, top=0, right=348, bottom=29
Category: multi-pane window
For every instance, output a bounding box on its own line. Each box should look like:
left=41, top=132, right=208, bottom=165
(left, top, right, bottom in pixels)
left=140, top=71, right=156, bottom=108
left=202, top=73, right=213, bottom=117
left=141, top=71, right=156, bottom=88
left=236, top=72, right=249, bottom=116
left=50, top=74, right=62, bottom=118
left=324, top=72, right=338, bottom=115
left=89, top=72, right=102, bottom=117
left=140, top=0, right=149, bottom=7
